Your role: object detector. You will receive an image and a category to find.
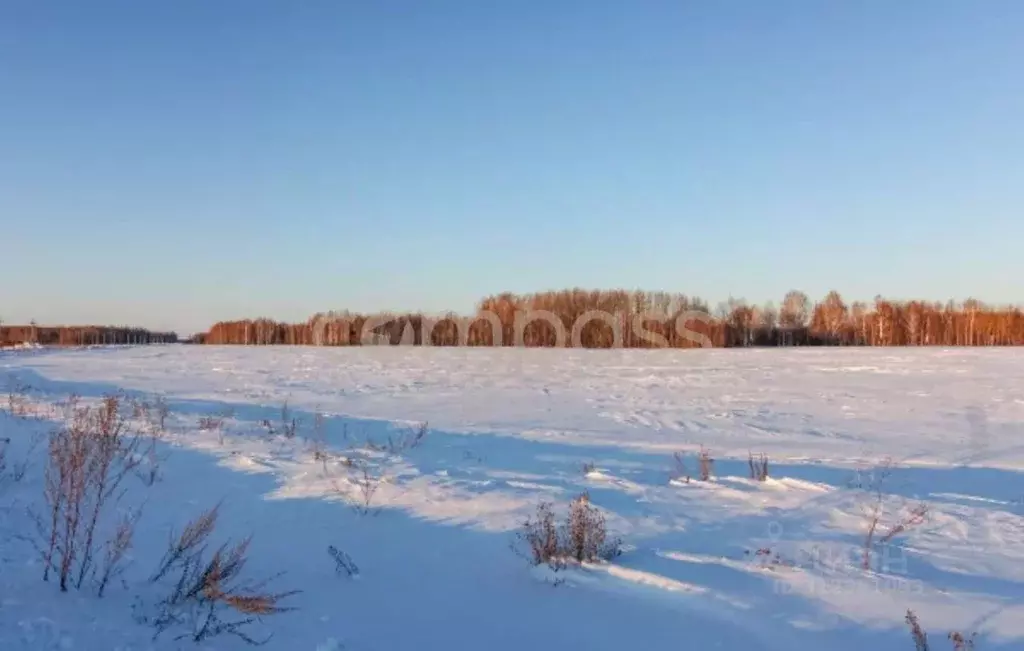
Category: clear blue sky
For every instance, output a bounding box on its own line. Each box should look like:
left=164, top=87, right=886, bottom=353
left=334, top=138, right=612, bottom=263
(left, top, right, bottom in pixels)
left=2, top=1, right=1022, bottom=335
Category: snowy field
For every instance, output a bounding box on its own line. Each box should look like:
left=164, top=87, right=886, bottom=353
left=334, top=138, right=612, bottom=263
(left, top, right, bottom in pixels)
left=2, top=345, right=1023, bottom=650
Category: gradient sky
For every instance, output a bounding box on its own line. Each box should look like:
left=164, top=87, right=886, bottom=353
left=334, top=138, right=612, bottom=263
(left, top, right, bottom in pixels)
left=2, top=1, right=1022, bottom=335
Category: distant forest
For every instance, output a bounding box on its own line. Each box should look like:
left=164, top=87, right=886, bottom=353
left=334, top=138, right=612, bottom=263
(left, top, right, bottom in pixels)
left=1, top=324, right=178, bottom=347
left=196, top=289, right=1024, bottom=348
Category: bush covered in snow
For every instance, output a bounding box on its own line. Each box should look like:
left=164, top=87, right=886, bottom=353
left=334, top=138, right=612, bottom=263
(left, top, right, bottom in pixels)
left=517, top=491, right=622, bottom=568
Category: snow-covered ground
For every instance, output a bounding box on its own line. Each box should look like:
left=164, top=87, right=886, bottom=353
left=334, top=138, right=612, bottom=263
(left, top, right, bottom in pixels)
left=2, top=345, right=1023, bottom=650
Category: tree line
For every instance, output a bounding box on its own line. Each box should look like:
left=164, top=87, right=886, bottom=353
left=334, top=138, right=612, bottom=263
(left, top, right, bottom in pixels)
left=1, top=324, right=178, bottom=347
left=196, top=289, right=1024, bottom=348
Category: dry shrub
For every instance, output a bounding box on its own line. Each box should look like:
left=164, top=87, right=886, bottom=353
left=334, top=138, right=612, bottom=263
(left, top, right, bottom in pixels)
left=948, top=631, right=977, bottom=651
left=669, top=447, right=714, bottom=483
left=310, top=408, right=327, bottom=462
left=906, top=610, right=929, bottom=651
left=199, top=409, right=234, bottom=445
left=380, top=421, right=428, bottom=454
left=749, top=452, right=769, bottom=481
left=878, top=503, right=929, bottom=544
left=39, top=394, right=149, bottom=593
left=321, top=421, right=426, bottom=513
left=518, top=492, right=622, bottom=568
left=260, top=401, right=300, bottom=439
left=198, top=415, right=223, bottom=432
left=566, top=491, right=617, bottom=563
left=520, top=501, right=559, bottom=566
left=153, top=396, right=170, bottom=432
left=327, top=545, right=359, bottom=577
left=354, top=462, right=380, bottom=515
left=342, top=421, right=426, bottom=458
left=905, top=610, right=978, bottom=650
left=151, top=503, right=222, bottom=583
left=6, top=379, right=32, bottom=417
left=136, top=436, right=164, bottom=487
left=0, top=427, right=45, bottom=486
left=130, top=395, right=171, bottom=441
left=744, top=546, right=793, bottom=571
left=698, top=445, right=714, bottom=481
left=861, top=459, right=928, bottom=570
left=280, top=401, right=299, bottom=439
left=147, top=506, right=299, bottom=645
left=331, top=458, right=382, bottom=516
left=96, top=508, right=142, bottom=597
left=131, top=397, right=151, bottom=422
left=0, top=436, right=11, bottom=489
left=670, top=451, right=690, bottom=483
